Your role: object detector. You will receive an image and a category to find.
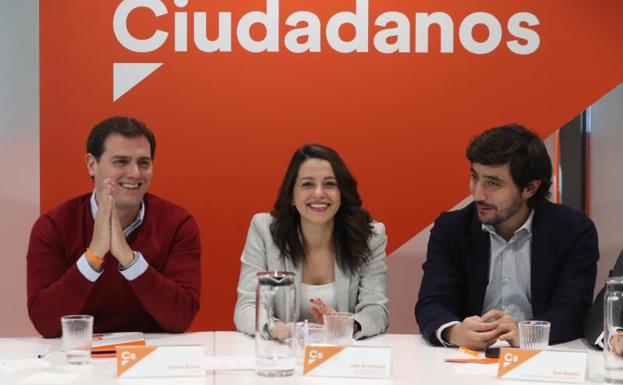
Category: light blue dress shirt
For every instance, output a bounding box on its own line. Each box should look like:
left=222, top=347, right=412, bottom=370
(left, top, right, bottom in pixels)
left=481, top=210, right=534, bottom=322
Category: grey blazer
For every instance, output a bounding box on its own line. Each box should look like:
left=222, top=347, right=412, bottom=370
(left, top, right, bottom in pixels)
left=233, top=213, right=389, bottom=339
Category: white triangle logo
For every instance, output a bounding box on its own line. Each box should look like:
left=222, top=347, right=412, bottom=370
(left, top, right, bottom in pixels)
left=113, top=62, right=163, bottom=102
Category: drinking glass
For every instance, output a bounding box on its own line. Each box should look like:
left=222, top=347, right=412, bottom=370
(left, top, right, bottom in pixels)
left=61, top=315, right=93, bottom=365
left=323, top=312, right=354, bottom=346
left=292, top=321, right=324, bottom=363
left=518, top=320, right=550, bottom=350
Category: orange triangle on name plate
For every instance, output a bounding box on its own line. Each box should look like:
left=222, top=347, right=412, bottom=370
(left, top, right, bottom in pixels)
left=303, top=345, right=345, bottom=374
left=116, top=346, right=158, bottom=377
left=497, top=348, right=542, bottom=377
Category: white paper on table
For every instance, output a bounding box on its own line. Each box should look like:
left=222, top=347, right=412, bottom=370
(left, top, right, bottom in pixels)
left=113, top=377, right=205, bottom=385
left=204, top=356, right=255, bottom=371
left=450, top=363, right=499, bottom=376
left=20, top=371, right=79, bottom=384
left=0, top=358, right=51, bottom=374
left=0, top=339, right=51, bottom=360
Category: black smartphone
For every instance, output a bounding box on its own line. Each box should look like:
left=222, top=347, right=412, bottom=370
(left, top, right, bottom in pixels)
left=485, top=347, right=500, bottom=358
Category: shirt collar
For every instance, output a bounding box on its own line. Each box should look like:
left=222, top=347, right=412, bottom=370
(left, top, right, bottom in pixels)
left=90, top=191, right=145, bottom=237
left=482, top=209, right=534, bottom=239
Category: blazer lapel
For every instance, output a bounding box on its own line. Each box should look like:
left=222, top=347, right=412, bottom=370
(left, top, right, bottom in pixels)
left=530, top=204, right=556, bottom=316
left=468, top=209, right=491, bottom=315
left=284, top=257, right=304, bottom=320
left=334, top=259, right=350, bottom=312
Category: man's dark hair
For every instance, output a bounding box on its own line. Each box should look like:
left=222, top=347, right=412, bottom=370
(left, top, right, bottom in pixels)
left=270, top=143, right=374, bottom=275
left=86, top=116, right=156, bottom=161
left=466, top=124, right=552, bottom=207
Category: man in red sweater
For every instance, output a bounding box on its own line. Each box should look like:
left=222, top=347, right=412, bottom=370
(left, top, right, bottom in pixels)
left=26, top=116, right=201, bottom=338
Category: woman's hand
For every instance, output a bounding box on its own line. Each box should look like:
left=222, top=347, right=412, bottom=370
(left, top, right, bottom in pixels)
left=309, top=298, right=336, bottom=324
left=611, top=333, right=623, bottom=355
left=267, top=320, right=291, bottom=341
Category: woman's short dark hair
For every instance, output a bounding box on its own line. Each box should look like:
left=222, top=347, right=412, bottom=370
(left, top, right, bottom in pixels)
left=87, top=116, right=156, bottom=160
left=270, top=144, right=374, bottom=275
left=466, top=124, right=552, bottom=207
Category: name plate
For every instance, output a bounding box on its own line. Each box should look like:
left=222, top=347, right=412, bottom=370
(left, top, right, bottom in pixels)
left=497, top=348, right=587, bottom=383
left=116, top=345, right=205, bottom=378
left=303, top=345, right=391, bottom=378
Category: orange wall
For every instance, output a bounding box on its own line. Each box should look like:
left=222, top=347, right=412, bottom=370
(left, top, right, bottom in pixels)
left=40, top=0, right=623, bottom=331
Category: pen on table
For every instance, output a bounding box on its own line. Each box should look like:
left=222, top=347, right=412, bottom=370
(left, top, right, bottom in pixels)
left=92, top=350, right=116, bottom=355
left=37, top=349, right=117, bottom=359
left=91, top=350, right=117, bottom=358
left=444, top=358, right=498, bottom=364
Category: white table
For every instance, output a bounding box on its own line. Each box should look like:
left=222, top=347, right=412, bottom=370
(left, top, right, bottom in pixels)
left=0, top=332, right=610, bottom=385
left=0, top=333, right=215, bottom=385
left=213, top=332, right=609, bottom=385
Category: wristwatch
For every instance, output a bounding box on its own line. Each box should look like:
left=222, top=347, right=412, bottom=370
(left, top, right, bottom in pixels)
left=119, top=251, right=140, bottom=271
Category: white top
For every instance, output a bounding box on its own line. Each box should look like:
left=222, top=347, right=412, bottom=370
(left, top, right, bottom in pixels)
left=299, top=282, right=337, bottom=321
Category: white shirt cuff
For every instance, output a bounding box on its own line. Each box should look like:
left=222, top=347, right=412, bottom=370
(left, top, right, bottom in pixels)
left=596, top=331, right=604, bottom=349
left=597, top=328, right=623, bottom=349
left=437, top=321, right=461, bottom=346
left=119, top=252, right=148, bottom=281
left=76, top=254, right=103, bottom=282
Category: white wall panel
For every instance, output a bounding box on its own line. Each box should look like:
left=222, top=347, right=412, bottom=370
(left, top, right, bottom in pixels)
left=590, top=83, right=623, bottom=296
left=0, top=0, right=39, bottom=336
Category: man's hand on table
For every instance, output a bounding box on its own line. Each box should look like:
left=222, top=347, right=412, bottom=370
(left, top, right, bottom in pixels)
left=482, top=309, right=519, bottom=347
left=443, top=315, right=500, bottom=350
left=443, top=309, right=519, bottom=350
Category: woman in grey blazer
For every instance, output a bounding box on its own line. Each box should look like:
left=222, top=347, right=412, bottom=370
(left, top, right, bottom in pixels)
left=233, top=144, right=389, bottom=339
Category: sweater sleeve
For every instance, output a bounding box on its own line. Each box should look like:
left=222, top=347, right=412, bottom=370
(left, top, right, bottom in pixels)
left=27, top=215, right=96, bottom=338
left=126, top=215, right=201, bottom=333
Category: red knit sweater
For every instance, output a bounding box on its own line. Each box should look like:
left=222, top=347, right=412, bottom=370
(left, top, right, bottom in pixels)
left=26, top=193, right=201, bottom=338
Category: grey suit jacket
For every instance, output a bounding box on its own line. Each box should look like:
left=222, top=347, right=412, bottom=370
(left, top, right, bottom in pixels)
left=233, top=213, right=389, bottom=339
